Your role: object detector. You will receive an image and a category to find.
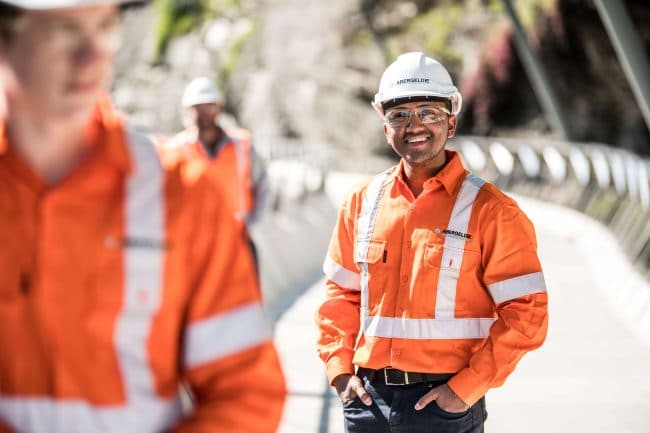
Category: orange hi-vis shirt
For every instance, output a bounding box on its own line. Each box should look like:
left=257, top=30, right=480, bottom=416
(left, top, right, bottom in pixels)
left=0, top=102, right=286, bottom=433
left=317, top=150, right=548, bottom=406
left=161, top=127, right=267, bottom=225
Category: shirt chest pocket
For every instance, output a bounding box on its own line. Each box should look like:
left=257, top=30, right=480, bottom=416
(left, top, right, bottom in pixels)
left=92, top=242, right=164, bottom=316
left=354, top=239, right=387, bottom=267
left=122, top=246, right=164, bottom=315
left=354, top=239, right=387, bottom=301
left=424, top=242, right=481, bottom=274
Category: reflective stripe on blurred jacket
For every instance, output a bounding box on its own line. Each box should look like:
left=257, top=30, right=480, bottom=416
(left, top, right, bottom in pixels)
left=0, top=101, right=286, bottom=433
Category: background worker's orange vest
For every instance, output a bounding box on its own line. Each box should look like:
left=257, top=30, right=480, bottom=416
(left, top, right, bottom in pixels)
left=162, top=127, right=255, bottom=222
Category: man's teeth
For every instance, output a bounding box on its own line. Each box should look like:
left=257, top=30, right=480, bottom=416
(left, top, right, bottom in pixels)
left=407, top=136, right=428, bottom=143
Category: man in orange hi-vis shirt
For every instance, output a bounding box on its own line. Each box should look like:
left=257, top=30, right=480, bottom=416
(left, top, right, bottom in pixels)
left=160, top=77, right=269, bottom=265
left=0, top=1, right=285, bottom=432
left=164, top=77, right=268, bottom=228
left=316, top=52, right=548, bottom=433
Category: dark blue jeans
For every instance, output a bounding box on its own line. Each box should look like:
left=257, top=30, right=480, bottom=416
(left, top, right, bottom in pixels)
left=342, top=368, right=487, bottom=433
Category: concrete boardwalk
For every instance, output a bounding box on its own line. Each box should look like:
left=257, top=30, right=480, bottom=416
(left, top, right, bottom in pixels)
left=273, top=192, right=650, bottom=433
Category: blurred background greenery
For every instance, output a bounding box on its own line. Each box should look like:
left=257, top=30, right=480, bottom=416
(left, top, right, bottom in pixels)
left=114, top=0, right=649, bottom=168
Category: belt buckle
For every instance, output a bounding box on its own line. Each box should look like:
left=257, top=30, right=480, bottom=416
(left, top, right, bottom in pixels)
left=384, top=368, right=409, bottom=385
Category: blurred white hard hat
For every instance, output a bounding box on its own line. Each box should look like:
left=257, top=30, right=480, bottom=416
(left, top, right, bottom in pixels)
left=182, top=77, right=223, bottom=108
left=373, top=52, right=462, bottom=115
left=0, top=0, right=145, bottom=9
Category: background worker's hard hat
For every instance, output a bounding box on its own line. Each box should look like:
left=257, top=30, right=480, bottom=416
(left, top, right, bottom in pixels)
left=182, top=77, right=223, bottom=108
left=373, top=52, right=462, bottom=115
left=0, top=0, right=145, bottom=9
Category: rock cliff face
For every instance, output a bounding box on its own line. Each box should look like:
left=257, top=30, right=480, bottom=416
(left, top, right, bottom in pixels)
left=113, top=0, right=650, bottom=166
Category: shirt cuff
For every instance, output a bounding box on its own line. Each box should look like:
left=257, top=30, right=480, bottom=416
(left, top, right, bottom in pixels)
left=325, top=356, right=355, bottom=385
left=446, top=367, right=491, bottom=406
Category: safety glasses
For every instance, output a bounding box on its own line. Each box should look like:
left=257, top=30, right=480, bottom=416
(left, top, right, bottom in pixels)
left=384, top=107, right=450, bottom=128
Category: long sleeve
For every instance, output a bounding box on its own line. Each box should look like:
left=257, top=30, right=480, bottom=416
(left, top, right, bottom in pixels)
left=172, top=181, right=286, bottom=433
left=447, top=200, right=549, bottom=405
left=316, top=191, right=363, bottom=384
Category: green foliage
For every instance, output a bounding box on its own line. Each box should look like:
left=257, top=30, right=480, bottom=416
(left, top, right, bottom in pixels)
left=217, top=20, right=255, bottom=88
left=153, top=0, right=206, bottom=62
left=488, top=0, right=558, bottom=30
left=353, top=28, right=374, bottom=47
left=152, top=0, right=244, bottom=62
left=389, top=1, right=462, bottom=67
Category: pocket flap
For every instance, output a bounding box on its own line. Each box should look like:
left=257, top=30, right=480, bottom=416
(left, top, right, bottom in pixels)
left=425, top=243, right=478, bottom=273
left=355, top=239, right=386, bottom=264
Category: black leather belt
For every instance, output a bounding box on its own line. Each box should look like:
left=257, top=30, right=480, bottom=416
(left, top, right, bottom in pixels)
left=382, top=368, right=453, bottom=386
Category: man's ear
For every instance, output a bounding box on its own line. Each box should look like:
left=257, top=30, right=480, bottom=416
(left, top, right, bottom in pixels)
left=447, top=115, right=457, bottom=139
left=384, top=123, right=394, bottom=144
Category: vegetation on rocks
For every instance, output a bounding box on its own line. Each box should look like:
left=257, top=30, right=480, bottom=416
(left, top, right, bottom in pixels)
left=115, top=0, right=649, bottom=161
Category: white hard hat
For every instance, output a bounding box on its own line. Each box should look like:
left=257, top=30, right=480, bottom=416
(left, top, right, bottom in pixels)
left=373, top=52, right=462, bottom=115
left=0, top=0, right=144, bottom=9
left=182, top=77, right=223, bottom=108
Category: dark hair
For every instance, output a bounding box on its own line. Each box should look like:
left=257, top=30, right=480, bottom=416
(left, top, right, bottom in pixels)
left=382, top=95, right=452, bottom=113
left=0, top=3, right=22, bottom=42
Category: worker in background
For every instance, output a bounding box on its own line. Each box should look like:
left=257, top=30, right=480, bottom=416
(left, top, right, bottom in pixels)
left=0, top=1, right=286, bottom=432
left=161, top=78, right=269, bottom=263
left=316, top=52, right=548, bottom=433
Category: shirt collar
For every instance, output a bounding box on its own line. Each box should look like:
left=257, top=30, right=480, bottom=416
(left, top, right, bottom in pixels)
left=387, top=150, right=467, bottom=196
left=189, top=126, right=230, bottom=159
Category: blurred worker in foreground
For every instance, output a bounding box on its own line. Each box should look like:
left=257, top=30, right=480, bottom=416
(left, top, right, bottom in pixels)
left=316, top=52, right=548, bottom=433
left=160, top=78, right=268, bottom=262
left=0, top=1, right=285, bottom=432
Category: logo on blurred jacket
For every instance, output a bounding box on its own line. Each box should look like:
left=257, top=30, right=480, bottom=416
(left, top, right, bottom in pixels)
left=105, top=235, right=168, bottom=250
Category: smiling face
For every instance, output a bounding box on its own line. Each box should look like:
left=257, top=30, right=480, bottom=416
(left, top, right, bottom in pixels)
left=0, top=5, right=120, bottom=123
left=383, top=100, right=457, bottom=173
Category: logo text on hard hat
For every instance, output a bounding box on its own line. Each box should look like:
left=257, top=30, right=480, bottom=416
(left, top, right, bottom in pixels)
left=394, top=78, right=431, bottom=86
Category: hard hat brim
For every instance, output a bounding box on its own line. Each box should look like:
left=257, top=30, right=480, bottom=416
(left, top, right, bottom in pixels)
left=182, top=96, right=224, bottom=108
left=375, top=89, right=457, bottom=104
left=374, top=90, right=462, bottom=115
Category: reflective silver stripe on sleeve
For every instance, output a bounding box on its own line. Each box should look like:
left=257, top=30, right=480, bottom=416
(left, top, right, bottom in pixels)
left=435, top=173, right=485, bottom=319
left=487, top=271, right=547, bottom=304
left=323, top=255, right=361, bottom=290
left=184, top=302, right=272, bottom=368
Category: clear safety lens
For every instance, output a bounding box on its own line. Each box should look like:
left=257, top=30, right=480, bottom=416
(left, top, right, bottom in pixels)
left=384, top=107, right=450, bottom=128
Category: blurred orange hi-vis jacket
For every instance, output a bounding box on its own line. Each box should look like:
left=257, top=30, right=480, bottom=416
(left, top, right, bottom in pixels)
left=159, top=127, right=267, bottom=225
left=0, top=101, right=286, bottom=433
left=317, top=150, right=548, bottom=406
